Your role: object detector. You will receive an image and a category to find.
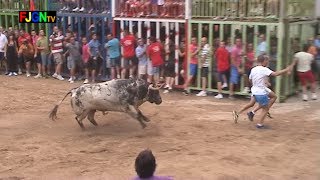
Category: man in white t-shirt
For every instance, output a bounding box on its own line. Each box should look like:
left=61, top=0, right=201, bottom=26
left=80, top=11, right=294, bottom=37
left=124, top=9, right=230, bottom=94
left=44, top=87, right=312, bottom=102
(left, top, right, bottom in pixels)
left=0, top=26, right=8, bottom=74
left=233, top=55, right=291, bottom=129
left=290, top=45, right=317, bottom=101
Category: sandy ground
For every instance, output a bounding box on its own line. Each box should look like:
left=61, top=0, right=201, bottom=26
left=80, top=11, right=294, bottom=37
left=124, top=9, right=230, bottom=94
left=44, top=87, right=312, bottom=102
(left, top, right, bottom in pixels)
left=0, top=75, right=319, bottom=180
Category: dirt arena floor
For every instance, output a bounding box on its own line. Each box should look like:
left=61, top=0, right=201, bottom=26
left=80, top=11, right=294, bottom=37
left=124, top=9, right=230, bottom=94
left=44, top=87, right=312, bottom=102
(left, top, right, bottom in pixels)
left=0, top=75, right=319, bottom=180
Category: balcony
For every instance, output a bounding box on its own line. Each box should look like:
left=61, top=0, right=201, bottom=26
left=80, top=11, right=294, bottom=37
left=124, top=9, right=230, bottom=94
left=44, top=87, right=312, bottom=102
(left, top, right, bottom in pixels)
left=114, top=0, right=185, bottom=19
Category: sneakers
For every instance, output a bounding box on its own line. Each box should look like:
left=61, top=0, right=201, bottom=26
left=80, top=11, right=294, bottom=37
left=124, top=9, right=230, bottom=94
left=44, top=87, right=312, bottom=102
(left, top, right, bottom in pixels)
left=12, top=72, right=18, bottom=76
left=256, top=124, right=265, bottom=129
left=221, top=83, right=228, bottom=89
left=79, top=7, right=85, bottom=12
left=56, top=75, right=64, bottom=81
left=34, top=74, right=42, bottom=79
left=214, top=94, right=223, bottom=99
left=311, top=93, right=317, bottom=100
left=247, top=111, right=254, bottom=121
left=83, top=79, right=89, bottom=84
left=232, top=110, right=239, bottom=123
left=163, top=88, right=172, bottom=94
left=72, top=7, right=80, bottom=12
left=7, top=72, right=13, bottom=76
left=26, top=73, right=31, bottom=77
left=182, top=90, right=189, bottom=96
left=117, top=74, right=121, bottom=79
left=18, top=69, right=22, bottom=75
left=52, top=73, right=58, bottom=78
left=302, top=94, right=308, bottom=101
left=196, top=91, right=207, bottom=97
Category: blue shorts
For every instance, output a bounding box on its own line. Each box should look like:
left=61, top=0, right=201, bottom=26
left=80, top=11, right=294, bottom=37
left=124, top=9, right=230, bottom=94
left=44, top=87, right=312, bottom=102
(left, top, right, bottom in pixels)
left=189, top=64, right=197, bottom=76
left=230, top=65, right=239, bottom=84
left=254, top=95, right=269, bottom=107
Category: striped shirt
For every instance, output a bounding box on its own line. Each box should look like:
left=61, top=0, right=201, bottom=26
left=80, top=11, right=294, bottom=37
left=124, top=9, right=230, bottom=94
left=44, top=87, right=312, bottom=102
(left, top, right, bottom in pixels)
left=50, top=34, right=64, bottom=54
left=199, top=44, right=211, bottom=67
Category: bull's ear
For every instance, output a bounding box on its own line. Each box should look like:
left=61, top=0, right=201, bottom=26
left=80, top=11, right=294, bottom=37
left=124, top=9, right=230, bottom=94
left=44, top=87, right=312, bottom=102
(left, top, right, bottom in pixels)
left=126, top=86, right=138, bottom=94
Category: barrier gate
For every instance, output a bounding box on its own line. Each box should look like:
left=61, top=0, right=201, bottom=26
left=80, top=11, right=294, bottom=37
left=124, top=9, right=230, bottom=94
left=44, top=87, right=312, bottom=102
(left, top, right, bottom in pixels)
left=114, top=18, right=187, bottom=86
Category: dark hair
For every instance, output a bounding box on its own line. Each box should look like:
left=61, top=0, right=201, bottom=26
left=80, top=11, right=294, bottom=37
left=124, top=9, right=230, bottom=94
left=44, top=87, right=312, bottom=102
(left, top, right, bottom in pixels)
left=303, top=44, right=310, bottom=52
left=149, top=36, right=156, bottom=43
left=135, top=149, right=156, bottom=178
left=257, top=55, right=268, bottom=63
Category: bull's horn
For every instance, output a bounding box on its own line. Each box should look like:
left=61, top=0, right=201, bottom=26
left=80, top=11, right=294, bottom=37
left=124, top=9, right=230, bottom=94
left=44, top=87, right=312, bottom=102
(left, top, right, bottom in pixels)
left=148, top=84, right=159, bottom=90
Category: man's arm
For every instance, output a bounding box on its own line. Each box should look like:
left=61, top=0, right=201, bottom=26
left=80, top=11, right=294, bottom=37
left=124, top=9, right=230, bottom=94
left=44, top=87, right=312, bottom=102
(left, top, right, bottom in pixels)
left=270, top=66, right=290, bottom=76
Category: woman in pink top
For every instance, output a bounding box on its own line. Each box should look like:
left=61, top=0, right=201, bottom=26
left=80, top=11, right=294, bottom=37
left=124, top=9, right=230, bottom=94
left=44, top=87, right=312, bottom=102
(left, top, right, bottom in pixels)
left=82, top=37, right=90, bottom=84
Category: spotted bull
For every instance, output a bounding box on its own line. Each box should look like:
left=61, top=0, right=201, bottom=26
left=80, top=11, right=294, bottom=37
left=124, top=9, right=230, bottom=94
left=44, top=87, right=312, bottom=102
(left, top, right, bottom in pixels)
left=49, top=78, right=162, bottom=129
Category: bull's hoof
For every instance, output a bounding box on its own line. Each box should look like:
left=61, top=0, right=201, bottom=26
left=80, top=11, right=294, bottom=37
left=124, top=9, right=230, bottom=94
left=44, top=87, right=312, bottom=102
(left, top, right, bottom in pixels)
left=89, top=119, right=98, bottom=126
left=141, top=124, right=147, bottom=129
left=142, top=117, right=150, bottom=122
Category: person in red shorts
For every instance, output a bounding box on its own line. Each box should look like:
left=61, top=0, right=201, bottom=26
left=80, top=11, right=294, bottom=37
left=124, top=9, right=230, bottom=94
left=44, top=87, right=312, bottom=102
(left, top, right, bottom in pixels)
left=121, top=30, right=137, bottom=79
left=290, top=44, right=317, bottom=101
left=214, top=41, right=230, bottom=99
left=147, top=36, right=164, bottom=85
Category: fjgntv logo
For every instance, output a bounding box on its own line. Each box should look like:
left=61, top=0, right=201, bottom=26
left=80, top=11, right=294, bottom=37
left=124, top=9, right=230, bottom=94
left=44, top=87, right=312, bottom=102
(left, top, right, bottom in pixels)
left=19, top=11, right=57, bottom=23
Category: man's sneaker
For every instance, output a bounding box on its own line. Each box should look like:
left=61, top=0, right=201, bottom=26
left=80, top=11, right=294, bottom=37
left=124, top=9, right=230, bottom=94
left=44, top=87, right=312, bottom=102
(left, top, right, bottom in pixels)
left=34, top=74, right=42, bottom=78
left=163, top=89, right=169, bottom=94
left=79, top=7, right=85, bottom=12
left=214, top=94, right=223, bottom=99
left=222, top=83, right=228, bottom=89
left=52, top=73, right=58, bottom=78
left=57, top=75, right=64, bottom=81
left=247, top=111, right=254, bottom=121
left=256, top=124, right=265, bottom=129
left=302, top=94, right=308, bottom=101
left=60, top=6, right=66, bottom=11
left=70, top=80, right=75, bottom=83
left=68, top=77, right=73, bottom=82
left=182, top=90, right=189, bottom=96
left=7, top=72, right=13, bottom=76
left=196, top=91, right=207, bottom=97
left=83, top=79, right=89, bottom=84
left=26, top=73, right=31, bottom=77
left=72, top=7, right=80, bottom=12
left=13, top=72, right=18, bottom=76
left=311, top=93, right=317, bottom=100
left=233, top=110, right=239, bottom=123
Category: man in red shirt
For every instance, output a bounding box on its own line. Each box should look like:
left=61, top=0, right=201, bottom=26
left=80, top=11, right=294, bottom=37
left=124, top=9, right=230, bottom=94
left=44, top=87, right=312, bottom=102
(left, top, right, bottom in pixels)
left=215, top=41, right=230, bottom=99
left=120, top=30, right=137, bottom=79
left=17, top=29, right=32, bottom=76
left=147, top=36, right=164, bottom=84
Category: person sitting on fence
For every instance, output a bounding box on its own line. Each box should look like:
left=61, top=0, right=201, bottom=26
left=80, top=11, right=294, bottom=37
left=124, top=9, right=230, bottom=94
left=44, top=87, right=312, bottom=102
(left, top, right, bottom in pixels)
left=105, top=33, right=121, bottom=80
left=160, top=0, right=173, bottom=17
left=229, top=38, right=244, bottom=99
left=196, top=37, right=211, bottom=97
left=215, top=41, right=230, bottom=99
left=132, top=149, right=173, bottom=180
left=18, top=39, right=34, bottom=77
left=182, top=37, right=198, bottom=96
left=60, top=0, right=72, bottom=11
left=5, top=33, right=18, bottom=76
left=0, top=26, right=8, bottom=75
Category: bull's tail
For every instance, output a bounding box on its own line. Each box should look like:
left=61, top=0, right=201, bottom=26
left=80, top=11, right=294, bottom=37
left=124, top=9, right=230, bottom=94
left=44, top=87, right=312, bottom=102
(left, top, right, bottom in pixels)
left=49, top=90, right=72, bottom=121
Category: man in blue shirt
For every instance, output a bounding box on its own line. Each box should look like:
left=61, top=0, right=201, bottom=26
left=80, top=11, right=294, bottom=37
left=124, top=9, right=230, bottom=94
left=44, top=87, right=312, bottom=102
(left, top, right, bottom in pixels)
left=105, top=34, right=120, bottom=79
left=256, top=34, right=268, bottom=57
left=88, top=33, right=102, bottom=83
left=135, top=38, right=148, bottom=80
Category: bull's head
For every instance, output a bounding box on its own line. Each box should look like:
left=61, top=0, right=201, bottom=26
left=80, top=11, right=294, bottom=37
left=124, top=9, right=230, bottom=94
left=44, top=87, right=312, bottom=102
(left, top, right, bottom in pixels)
left=147, top=84, right=162, bottom=105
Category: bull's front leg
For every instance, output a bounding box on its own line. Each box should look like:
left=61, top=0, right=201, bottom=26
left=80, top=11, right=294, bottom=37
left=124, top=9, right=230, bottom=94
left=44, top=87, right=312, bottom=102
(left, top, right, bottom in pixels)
left=127, top=105, right=147, bottom=129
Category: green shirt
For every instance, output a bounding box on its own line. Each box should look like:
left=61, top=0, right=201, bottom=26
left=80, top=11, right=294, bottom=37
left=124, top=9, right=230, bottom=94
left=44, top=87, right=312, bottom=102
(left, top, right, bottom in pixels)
left=36, top=36, right=49, bottom=54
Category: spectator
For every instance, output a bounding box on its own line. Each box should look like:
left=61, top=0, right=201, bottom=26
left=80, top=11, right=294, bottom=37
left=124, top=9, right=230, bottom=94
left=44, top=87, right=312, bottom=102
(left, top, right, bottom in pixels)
left=18, top=39, right=34, bottom=77
left=35, top=29, right=50, bottom=78
left=121, top=30, right=137, bottom=79
left=196, top=37, right=211, bottom=97
left=256, top=34, right=267, bottom=57
left=105, top=33, right=121, bottom=80
left=133, top=149, right=173, bottom=180
left=182, top=37, right=198, bottom=95
left=5, top=34, right=18, bottom=76
left=243, top=43, right=255, bottom=93
left=72, top=0, right=85, bottom=12
left=307, top=37, right=318, bottom=78
left=50, top=26, right=65, bottom=81
left=229, top=38, right=243, bottom=99
left=314, top=34, right=320, bottom=81
left=88, top=33, right=102, bottom=83
left=17, top=29, right=31, bottom=75
left=0, top=26, right=8, bottom=75
left=163, top=39, right=176, bottom=94
left=31, top=29, right=42, bottom=78
left=135, top=38, right=148, bottom=80
left=147, top=36, right=164, bottom=85
left=81, top=37, right=90, bottom=84
left=290, top=44, right=317, bottom=101
left=65, top=36, right=81, bottom=83
left=215, top=41, right=230, bottom=99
